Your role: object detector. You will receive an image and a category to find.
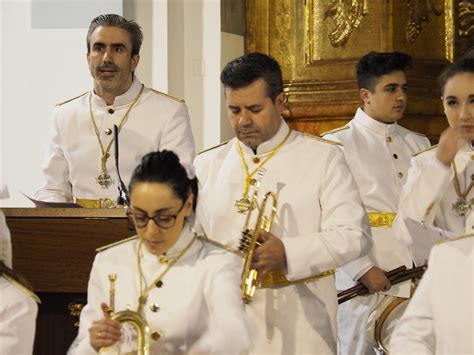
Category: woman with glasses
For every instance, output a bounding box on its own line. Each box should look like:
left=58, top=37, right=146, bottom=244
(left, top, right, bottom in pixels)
left=68, top=150, right=251, bottom=354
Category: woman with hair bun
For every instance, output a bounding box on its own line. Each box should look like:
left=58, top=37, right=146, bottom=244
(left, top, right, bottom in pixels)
left=69, top=150, right=251, bottom=354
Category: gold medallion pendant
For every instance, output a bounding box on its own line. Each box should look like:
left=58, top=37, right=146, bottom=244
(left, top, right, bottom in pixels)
left=235, top=197, right=252, bottom=213
left=452, top=197, right=470, bottom=217
left=96, top=173, right=112, bottom=189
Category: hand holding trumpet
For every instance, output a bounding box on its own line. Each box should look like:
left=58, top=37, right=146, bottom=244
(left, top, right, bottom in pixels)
left=88, top=302, right=122, bottom=351
left=252, top=230, right=287, bottom=282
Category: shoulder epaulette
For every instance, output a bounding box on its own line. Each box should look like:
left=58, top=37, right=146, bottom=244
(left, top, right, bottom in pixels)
left=197, top=140, right=230, bottom=155
left=413, top=144, right=437, bottom=157
left=436, top=233, right=474, bottom=245
left=150, top=89, right=184, bottom=103
left=2, top=273, right=41, bottom=304
left=56, top=91, right=88, bottom=106
left=320, top=125, right=349, bottom=136
left=302, top=133, right=342, bottom=146
left=96, top=236, right=138, bottom=253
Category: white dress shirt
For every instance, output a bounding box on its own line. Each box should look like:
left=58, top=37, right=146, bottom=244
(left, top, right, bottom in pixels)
left=389, top=235, right=474, bottom=354
left=194, top=119, right=372, bottom=354
left=68, top=224, right=251, bottom=354
left=35, top=77, right=195, bottom=202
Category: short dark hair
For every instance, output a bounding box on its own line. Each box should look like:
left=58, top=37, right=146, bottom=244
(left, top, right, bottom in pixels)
left=220, top=52, right=284, bottom=102
left=438, top=57, right=474, bottom=95
left=87, top=14, right=143, bottom=56
left=129, top=150, right=198, bottom=212
left=356, top=52, right=412, bottom=91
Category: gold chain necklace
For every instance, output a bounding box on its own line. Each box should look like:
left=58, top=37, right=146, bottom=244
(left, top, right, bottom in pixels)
left=235, top=129, right=292, bottom=213
left=451, top=160, right=474, bottom=217
left=136, top=234, right=196, bottom=315
left=89, top=84, right=144, bottom=188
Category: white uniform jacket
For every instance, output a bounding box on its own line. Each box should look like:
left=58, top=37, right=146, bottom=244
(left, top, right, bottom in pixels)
left=194, top=120, right=372, bottom=354
left=394, top=145, right=474, bottom=265
left=389, top=236, right=474, bottom=354
left=35, top=77, right=195, bottom=202
left=324, top=108, right=430, bottom=297
left=0, top=277, right=38, bottom=355
left=68, top=224, right=251, bottom=355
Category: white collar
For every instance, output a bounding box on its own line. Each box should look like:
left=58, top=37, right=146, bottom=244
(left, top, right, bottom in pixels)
left=238, top=118, right=291, bottom=155
left=90, top=75, right=143, bottom=108
left=353, top=107, right=399, bottom=136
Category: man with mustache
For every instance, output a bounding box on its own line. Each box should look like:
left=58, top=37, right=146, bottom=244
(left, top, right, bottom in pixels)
left=35, top=14, right=194, bottom=206
left=194, top=52, right=372, bottom=354
left=323, top=51, right=430, bottom=355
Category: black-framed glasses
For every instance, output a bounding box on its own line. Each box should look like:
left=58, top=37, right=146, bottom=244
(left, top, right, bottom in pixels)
left=127, top=202, right=185, bottom=229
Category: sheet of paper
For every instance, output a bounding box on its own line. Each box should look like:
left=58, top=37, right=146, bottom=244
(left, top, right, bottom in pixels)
left=404, top=217, right=456, bottom=265
left=22, top=193, right=82, bottom=208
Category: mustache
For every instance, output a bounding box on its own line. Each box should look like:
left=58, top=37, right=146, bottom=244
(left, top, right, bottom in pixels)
left=97, top=64, right=119, bottom=71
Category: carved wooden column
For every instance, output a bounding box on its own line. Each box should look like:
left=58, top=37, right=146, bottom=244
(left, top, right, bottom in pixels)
left=246, top=0, right=472, bottom=141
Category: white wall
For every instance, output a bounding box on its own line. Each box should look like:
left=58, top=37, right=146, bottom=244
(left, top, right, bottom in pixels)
left=1, top=0, right=90, bottom=206
left=0, top=0, right=240, bottom=207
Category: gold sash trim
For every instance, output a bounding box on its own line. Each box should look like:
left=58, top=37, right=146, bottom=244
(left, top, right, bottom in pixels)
left=259, top=268, right=335, bottom=288
left=75, top=198, right=119, bottom=209
left=197, top=235, right=335, bottom=288
left=367, top=212, right=396, bottom=228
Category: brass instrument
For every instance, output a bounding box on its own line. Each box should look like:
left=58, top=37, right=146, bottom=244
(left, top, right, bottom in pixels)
left=239, top=169, right=336, bottom=303
left=240, top=190, right=277, bottom=304
left=100, top=273, right=152, bottom=355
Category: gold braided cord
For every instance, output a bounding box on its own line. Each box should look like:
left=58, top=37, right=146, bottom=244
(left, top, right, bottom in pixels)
left=452, top=160, right=474, bottom=198
left=236, top=129, right=292, bottom=196
left=88, top=84, right=145, bottom=182
left=136, top=235, right=196, bottom=313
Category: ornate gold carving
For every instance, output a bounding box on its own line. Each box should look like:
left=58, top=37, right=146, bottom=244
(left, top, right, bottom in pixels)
left=324, top=0, right=368, bottom=47
left=406, top=0, right=443, bottom=44
left=68, top=302, right=85, bottom=327
left=445, top=0, right=454, bottom=62
left=272, top=0, right=295, bottom=66
left=459, top=1, right=474, bottom=37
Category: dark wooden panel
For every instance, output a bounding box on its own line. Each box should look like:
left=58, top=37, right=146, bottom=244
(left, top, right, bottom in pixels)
left=4, top=208, right=132, bottom=355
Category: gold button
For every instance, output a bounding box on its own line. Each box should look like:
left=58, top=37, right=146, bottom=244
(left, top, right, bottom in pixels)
left=250, top=178, right=256, bottom=185
left=105, top=128, right=112, bottom=135
left=159, top=257, right=168, bottom=264
left=398, top=172, right=403, bottom=178
left=108, top=108, right=114, bottom=114
left=386, top=136, right=392, bottom=143
left=150, top=303, right=160, bottom=312
left=151, top=331, right=160, bottom=341
left=393, top=153, right=398, bottom=159
left=253, top=157, right=260, bottom=164
left=471, top=155, right=474, bottom=160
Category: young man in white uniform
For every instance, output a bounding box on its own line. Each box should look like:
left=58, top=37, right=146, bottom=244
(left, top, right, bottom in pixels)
left=35, top=14, right=195, bottom=206
left=194, top=52, right=372, bottom=354
left=323, top=52, right=430, bottom=355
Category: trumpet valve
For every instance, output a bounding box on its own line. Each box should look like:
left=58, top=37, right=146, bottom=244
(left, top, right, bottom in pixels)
left=238, top=229, right=251, bottom=252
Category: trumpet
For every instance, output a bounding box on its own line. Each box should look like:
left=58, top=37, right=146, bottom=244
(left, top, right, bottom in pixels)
left=238, top=172, right=336, bottom=302
left=99, top=273, right=152, bottom=355
left=240, top=181, right=277, bottom=303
